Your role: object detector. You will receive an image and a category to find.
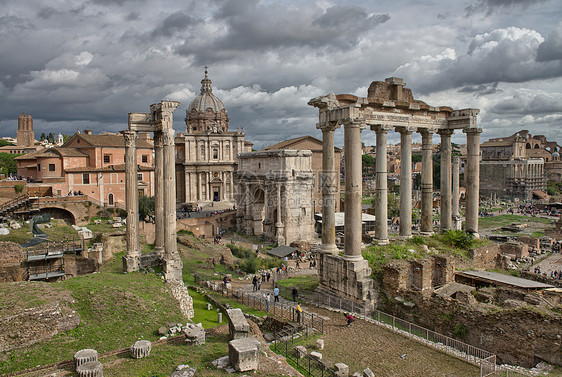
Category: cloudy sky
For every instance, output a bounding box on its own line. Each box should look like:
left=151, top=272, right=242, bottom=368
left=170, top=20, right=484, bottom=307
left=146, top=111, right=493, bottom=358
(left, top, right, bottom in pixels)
left=1, top=0, right=561, bottom=149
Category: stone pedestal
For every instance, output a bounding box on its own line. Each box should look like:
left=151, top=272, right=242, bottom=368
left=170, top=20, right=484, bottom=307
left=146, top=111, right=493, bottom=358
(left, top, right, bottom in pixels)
left=228, top=338, right=260, bottom=372
left=76, top=361, right=103, bottom=377
left=74, top=349, right=98, bottom=370
left=130, top=340, right=151, bottom=359
left=317, top=253, right=375, bottom=312
left=226, top=308, right=250, bottom=340
left=183, top=323, right=205, bottom=345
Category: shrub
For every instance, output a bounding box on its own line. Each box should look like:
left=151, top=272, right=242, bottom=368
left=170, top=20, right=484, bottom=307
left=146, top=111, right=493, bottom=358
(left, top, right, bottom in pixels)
left=14, top=184, right=24, bottom=193
left=441, top=230, right=474, bottom=249
left=410, top=235, right=426, bottom=245
left=453, top=323, right=467, bottom=339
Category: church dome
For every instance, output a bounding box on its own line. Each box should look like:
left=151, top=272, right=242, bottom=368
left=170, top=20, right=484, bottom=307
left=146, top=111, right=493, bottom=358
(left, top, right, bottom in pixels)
left=188, top=68, right=226, bottom=113
left=185, top=68, right=229, bottom=134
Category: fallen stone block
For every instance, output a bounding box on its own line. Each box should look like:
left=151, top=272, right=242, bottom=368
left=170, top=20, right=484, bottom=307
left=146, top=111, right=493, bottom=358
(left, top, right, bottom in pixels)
left=130, top=340, right=151, bottom=359
left=184, top=324, right=205, bottom=345
left=74, top=349, right=98, bottom=370
left=310, top=351, right=322, bottom=361
left=76, top=361, right=103, bottom=377
left=206, top=303, right=213, bottom=310
left=294, top=345, right=307, bottom=359
left=228, top=338, right=260, bottom=372
left=171, top=364, right=197, bottom=377
left=334, top=363, right=349, bottom=377
left=211, top=356, right=230, bottom=369
left=226, top=308, right=250, bottom=340
left=363, top=367, right=375, bottom=377
left=316, top=338, right=324, bottom=350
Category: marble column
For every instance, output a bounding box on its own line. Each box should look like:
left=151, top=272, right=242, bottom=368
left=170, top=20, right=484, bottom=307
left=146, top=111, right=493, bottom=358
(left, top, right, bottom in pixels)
left=373, top=125, right=391, bottom=244
left=464, top=127, right=482, bottom=236
left=123, top=130, right=140, bottom=272
left=452, top=156, right=461, bottom=230
left=397, top=126, right=414, bottom=238
left=344, top=120, right=364, bottom=260
left=419, top=128, right=434, bottom=234
left=162, top=128, right=182, bottom=281
left=154, top=131, right=165, bottom=258
left=275, top=184, right=285, bottom=245
left=318, top=121, right=340, bottom=254
left=438, top=129, right=454, bottom=231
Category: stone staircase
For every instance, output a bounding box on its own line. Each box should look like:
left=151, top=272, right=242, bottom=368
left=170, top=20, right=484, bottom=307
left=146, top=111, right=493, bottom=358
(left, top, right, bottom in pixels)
left=0, top=194, right=31, bottom=218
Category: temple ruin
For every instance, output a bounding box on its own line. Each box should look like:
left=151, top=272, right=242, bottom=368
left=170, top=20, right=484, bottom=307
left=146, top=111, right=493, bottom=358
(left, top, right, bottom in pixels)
left=309, top=77, right=481, bottom=310
left=122, top=101, right=183, bottom=281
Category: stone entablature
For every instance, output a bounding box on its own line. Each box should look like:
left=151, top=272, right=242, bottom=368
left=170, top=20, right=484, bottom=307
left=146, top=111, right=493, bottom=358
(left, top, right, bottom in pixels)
left=309, top=77, right=481, bottom=312
left=236, top=150, right=316, bottom=245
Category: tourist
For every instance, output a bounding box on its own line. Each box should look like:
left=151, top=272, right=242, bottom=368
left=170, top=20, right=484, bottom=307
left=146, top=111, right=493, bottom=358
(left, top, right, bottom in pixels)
left=266, top=271, right=271, bottom=282
left=296, top=302, right=302, bottom=323
left=291, top=286, right=298, bottom=302
left=344, top=312, right=355, bottom=327
left=264, top=292, right=270, bottom=311
left=274, top=285, right=280, bottom=302
left=252, top=275, right=258, bottom=292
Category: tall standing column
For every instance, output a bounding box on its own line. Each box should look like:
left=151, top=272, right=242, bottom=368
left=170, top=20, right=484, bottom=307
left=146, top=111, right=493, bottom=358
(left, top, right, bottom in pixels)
left=154, top=131, right=165, bottom=258
left=318, top=121, right=340, bottom=254
left=373, top=125, right=391, bottom=244
left=438, top=129, right=454, bottom=230
left=452, top=156, right=461, bottom=230
left=275, top=184, right=285, bottom=245
left=344, top=120, right=364, bottom=260
left=420, top=128, right=434, bottom=234
left=464, top=127, right=482, bottom=236
left=123, top=130, right=140, bottom=272
left=162, top=127, right=182, bottom=281
left=397, top=126, right=414, bottom=238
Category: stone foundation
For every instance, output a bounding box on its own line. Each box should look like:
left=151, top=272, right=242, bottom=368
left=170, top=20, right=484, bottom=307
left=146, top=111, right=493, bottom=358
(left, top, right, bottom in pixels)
left=167, top=280, right=194, bottom=319
left=317, top=252, right=375, bottom=312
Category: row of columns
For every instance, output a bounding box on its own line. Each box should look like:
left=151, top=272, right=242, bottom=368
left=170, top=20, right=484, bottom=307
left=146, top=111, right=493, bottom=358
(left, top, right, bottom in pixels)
left=319, top=122, right=482, bottom=256
left=124, top=127, right=182, bottom=280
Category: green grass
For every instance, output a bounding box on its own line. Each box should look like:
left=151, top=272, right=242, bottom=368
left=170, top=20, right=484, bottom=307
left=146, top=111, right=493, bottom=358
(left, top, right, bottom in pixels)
left=0, top=259, right=189, bottom=375
left=479, top=214, right=553, bottom=229
left=276, top=275, right=319, bottom=293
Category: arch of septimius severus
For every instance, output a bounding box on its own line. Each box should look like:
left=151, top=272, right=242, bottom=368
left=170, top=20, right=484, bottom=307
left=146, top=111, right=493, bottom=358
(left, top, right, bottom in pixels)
left=309, top=77, right=481, bottom=310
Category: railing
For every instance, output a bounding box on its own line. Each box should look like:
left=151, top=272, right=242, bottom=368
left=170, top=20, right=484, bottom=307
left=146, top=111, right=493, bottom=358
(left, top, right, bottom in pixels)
left=272, top=325, right=337, bottom=377
left=481, top=355, right=496, bottom=377
left=193, top=274, right=324, bottom=333
left=0, top=194, right=30, bottom=214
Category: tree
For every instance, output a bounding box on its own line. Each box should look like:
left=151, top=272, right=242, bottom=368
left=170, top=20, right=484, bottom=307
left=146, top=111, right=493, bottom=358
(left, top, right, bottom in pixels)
left=40, top=132, right=46, bottom=141
left=0, top=140, right=14, bottom=147
left=412, top=153, right=422, bottom=162
left=0, top=152, right=20, bottom=175
left=138, top=195, right=155, bottom=219
left=47, top=132, right=55, bottom=143
left=362, top=154, right=375, bottom=175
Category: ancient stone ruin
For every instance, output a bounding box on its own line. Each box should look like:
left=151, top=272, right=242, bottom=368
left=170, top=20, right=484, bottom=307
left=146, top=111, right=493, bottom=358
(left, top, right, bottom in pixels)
left=309, top=77, right=481, bottom=312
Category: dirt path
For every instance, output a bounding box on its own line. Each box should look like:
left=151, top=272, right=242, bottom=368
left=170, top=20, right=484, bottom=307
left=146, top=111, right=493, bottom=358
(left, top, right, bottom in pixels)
left=234, top=276, right=480, bottom=377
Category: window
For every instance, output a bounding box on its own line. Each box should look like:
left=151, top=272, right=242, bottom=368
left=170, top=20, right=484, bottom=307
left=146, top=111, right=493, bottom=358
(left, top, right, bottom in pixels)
left=82, top=173, right=90, bottom=184
left=108, top=193, right=114, bottom=206
left=37, top=164, right=41, bottom=171
left=142, top=155, right=148, bottom=163
left=104, top=154, right=112, bottom=164
left=137, top=173, right=143, bottom=181
left=200, top=145, right=205, bottom=160
left=213, top=148, right=219, bottom=159
left=49, top=164, right=55, bottom=172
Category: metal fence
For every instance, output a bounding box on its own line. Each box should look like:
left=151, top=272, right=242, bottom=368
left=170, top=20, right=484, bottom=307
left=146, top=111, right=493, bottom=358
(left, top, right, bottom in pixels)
left=481, top=355, right=496, bottom=377
left=193, top=274, right=325, bottom=333
left=272, top=326, right=337, bottom=377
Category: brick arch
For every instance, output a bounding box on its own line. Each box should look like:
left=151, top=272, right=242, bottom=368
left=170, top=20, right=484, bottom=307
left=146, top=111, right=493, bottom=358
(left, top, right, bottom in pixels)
left=35, top=206, right=77, bottom=225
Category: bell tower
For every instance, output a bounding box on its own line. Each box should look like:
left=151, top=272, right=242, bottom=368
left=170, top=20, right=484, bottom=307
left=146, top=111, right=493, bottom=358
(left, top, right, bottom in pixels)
left=17, top=113, right=35, bottom=148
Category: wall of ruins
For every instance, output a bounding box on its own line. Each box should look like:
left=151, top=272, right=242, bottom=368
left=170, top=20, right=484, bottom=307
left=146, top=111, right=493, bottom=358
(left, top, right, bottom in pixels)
left=177, top=211, right=237, bottom=239
left=381, top=290, right=562, bottom=367
left=0, top=242, right=26, bottom=282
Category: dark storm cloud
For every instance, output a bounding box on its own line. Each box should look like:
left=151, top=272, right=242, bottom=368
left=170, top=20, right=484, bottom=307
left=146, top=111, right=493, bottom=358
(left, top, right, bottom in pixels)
left=151, top=11, right=201, bottom=38
left=175, top=2, right=390, bottom=63
left=458, top=82, right=500, bottom=96
left=537, top=23, right=562, bottom=62
left=465, top=0, right=548, bottom=15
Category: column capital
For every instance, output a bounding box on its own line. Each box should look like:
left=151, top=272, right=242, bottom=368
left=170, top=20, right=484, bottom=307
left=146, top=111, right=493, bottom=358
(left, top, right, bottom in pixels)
left=418, top=126, right=437, bottom=136
left=437, top=128, right=454, bottom=136
left=123, top=130, right=137, bottom=147
left=154, top=131, right=164, bottom=148
left=317, top=121, right=340, bottom=132
left=341, top=118, right=366, bottom=130
left=370, top=124, right=392, bottom=133
left=463, top=127, right=483, bottom=135
left=395, top=125, right=416, bottom=135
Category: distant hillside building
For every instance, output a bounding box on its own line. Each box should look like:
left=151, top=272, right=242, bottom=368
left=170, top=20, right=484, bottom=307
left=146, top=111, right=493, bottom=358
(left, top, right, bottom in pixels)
left=175, top=69, right=251, bottom=205
left=480, top=130, right=553, bottom=200
left=15, top=129, right=154, bottom=207
left=263, top=136, right=341, bottom=213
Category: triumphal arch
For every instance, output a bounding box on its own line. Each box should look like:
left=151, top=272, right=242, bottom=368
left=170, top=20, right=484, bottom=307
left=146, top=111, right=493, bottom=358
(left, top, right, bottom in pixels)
left=309, top=77, right=481, bottom=311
